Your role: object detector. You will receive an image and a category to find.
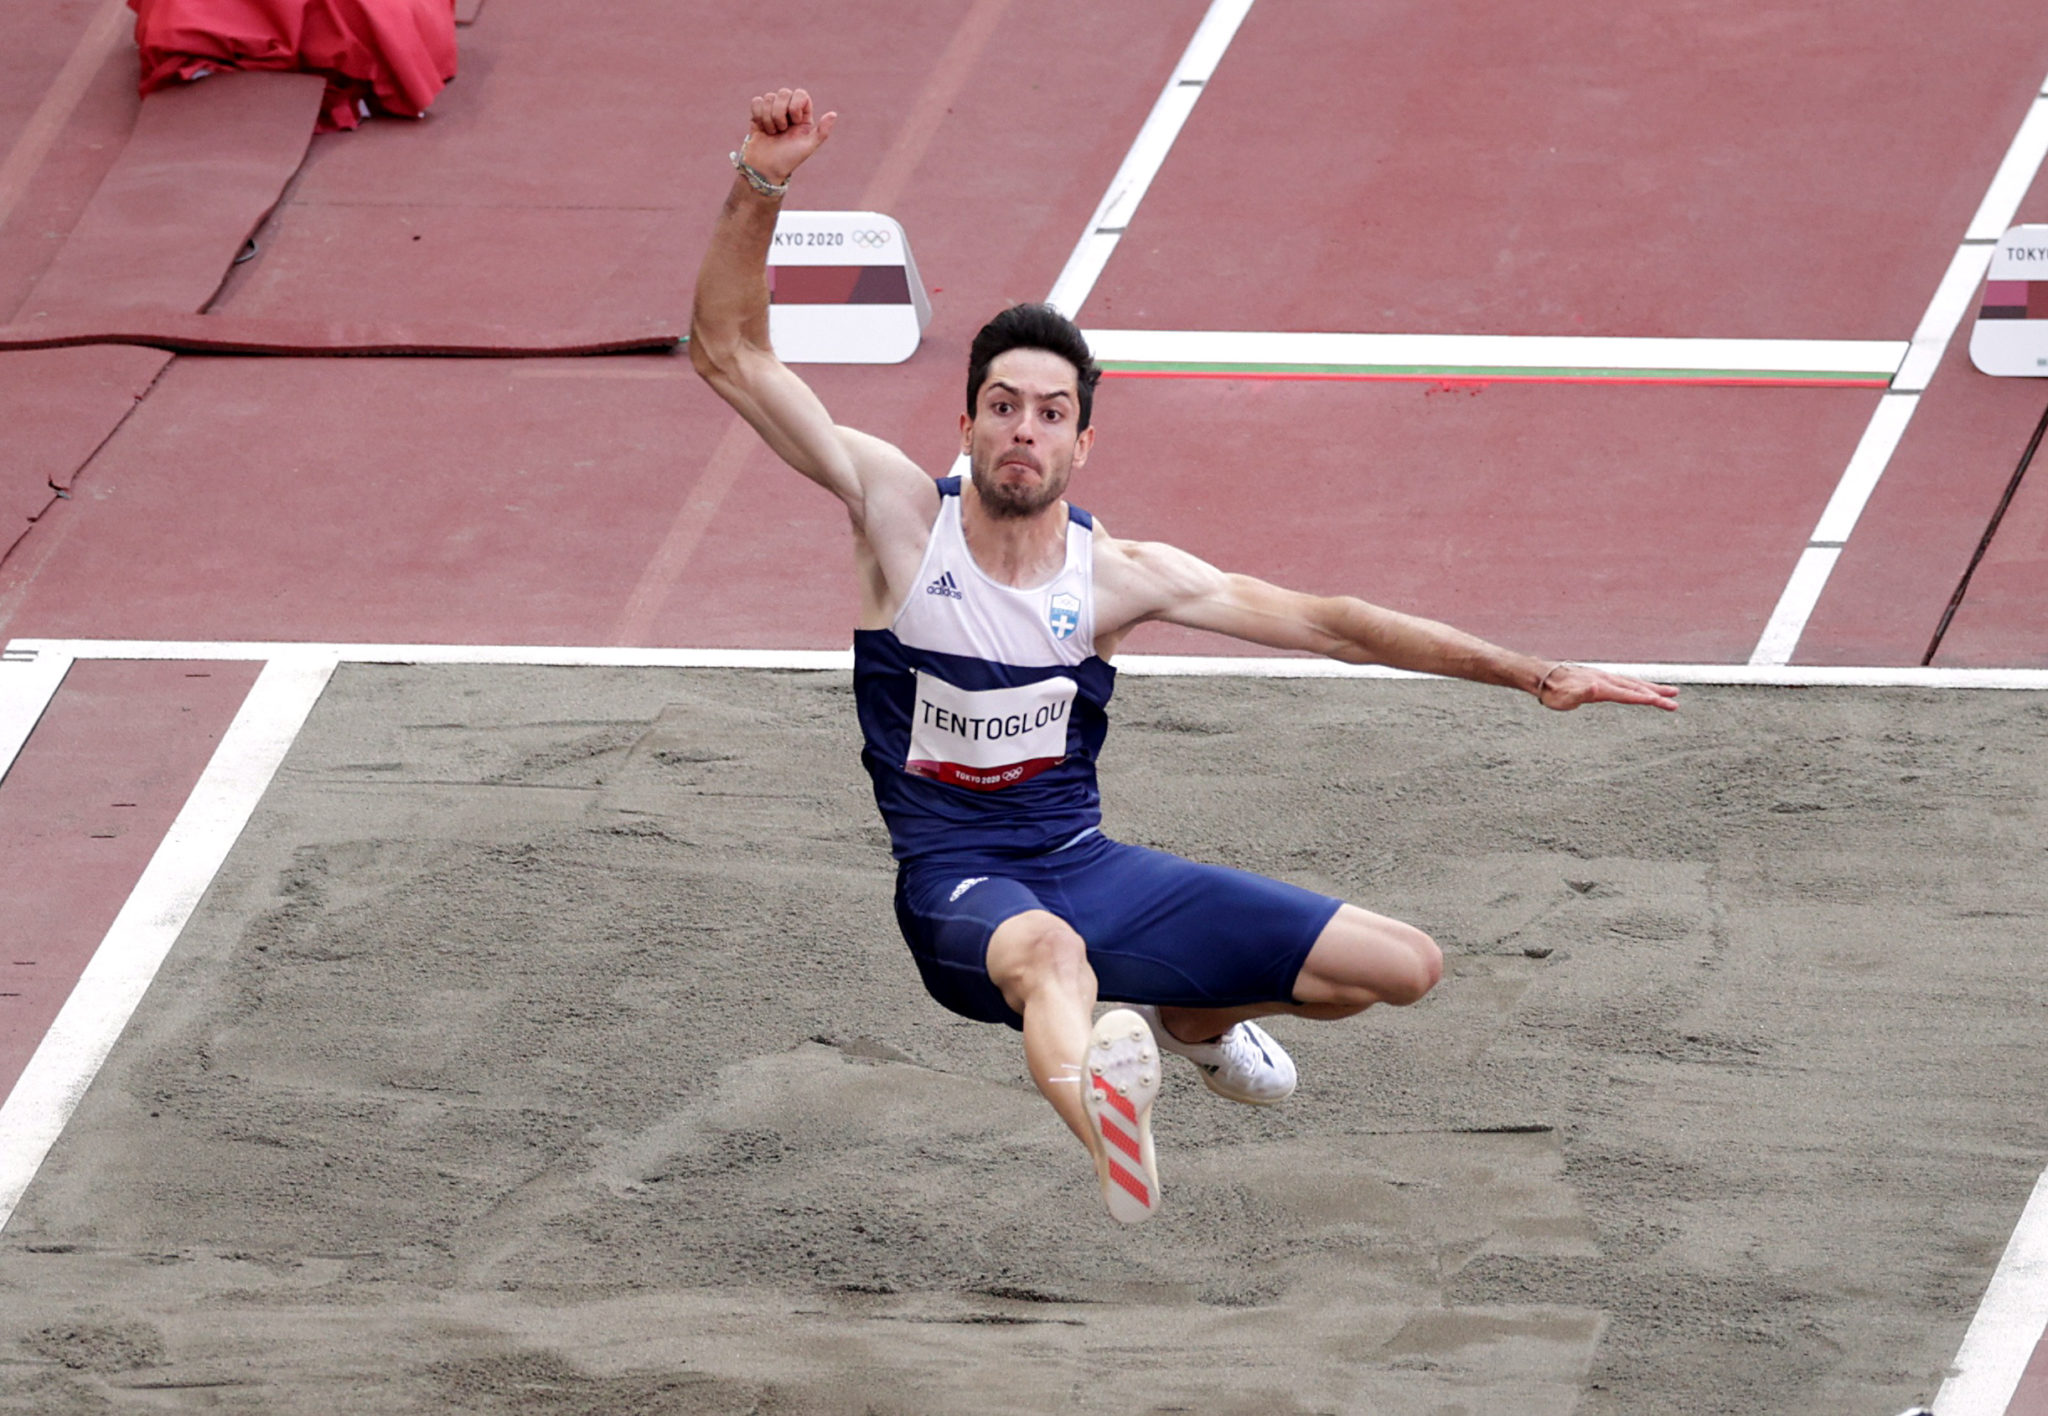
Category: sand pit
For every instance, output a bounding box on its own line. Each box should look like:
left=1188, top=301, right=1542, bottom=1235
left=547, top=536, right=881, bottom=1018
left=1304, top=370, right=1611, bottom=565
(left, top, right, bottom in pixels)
left=3, top=666, right=2045, bottom=1413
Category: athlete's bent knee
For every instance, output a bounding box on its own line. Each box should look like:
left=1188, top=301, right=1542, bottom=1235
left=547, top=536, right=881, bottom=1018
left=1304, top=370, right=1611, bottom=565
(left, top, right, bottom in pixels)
left=986, top=911, right=1090, bottom=1011
left=1383, top=926, right=1443, bottom=1006
left=1296, top=912, right=1442, bottom=1009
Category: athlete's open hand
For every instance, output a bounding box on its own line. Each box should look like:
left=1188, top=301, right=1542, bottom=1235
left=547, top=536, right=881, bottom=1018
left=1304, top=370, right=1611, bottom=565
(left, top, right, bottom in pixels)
left=739, top=88, right=837, bottom=186
left=1536, top=663, right=1680, bottom=712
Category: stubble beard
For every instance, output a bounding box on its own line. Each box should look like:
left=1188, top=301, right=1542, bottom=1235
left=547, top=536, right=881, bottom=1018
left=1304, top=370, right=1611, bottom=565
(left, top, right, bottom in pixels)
left=969, top=444, right=1069, bottom=520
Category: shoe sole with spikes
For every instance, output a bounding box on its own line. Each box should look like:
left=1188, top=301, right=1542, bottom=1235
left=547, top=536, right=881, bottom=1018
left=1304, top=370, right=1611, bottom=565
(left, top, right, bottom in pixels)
left=1083, top=1007, right=1162, bottom=1224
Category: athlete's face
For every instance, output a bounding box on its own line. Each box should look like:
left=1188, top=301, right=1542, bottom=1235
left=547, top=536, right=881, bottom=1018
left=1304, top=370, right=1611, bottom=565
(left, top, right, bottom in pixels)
left=960, top=348, right=1094, bottom=519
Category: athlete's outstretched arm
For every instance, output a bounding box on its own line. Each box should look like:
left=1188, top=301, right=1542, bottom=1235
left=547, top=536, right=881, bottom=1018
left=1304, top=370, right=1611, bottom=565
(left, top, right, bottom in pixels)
left=689, top=89, right=929, bottom=522
left=1096, top=536, right=1679, bottom=711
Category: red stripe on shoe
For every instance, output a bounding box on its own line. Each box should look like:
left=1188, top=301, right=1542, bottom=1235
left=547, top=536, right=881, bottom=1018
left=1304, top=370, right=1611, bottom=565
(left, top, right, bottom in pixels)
left=1098, top=1114, right=1141, bottom=1162
left=1092, top=1074, right=1138, bottom=1123
left=1106, top=1156, right=1151, bottom=1206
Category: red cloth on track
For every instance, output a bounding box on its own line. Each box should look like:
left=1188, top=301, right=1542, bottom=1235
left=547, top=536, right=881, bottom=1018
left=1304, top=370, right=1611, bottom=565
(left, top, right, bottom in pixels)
left=130, top=0, right=457, bottom=131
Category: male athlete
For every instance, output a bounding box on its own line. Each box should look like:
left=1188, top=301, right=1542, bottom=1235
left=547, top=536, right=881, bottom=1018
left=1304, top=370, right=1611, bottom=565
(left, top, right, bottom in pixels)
left=690, top=88, right=1679, bottom=1223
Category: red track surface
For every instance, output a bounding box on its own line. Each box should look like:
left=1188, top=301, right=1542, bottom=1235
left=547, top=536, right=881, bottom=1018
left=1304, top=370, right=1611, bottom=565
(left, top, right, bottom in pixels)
left=1799, top=174, right=2048, bottom=668
left=1094, top=377, right=1884, bottom=663
left=1947, top=435, right=2048, bottom=668
left=1089, top=0, right=2046, bottom=342
left=0, top=0, right=1215, bottom=648
left=0, top=659, right=259, bottom=1101
left=3, top=0, right=2046, bottom=661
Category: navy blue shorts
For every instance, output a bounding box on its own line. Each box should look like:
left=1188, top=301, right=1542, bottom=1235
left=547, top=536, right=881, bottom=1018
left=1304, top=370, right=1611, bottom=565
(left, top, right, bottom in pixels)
left=892, top=832, right=1344, bottom=1030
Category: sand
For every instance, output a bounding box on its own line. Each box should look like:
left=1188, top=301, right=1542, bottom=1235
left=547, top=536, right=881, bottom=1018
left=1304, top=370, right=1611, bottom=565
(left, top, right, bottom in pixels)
left=4, top=666, right=2046, bottom=1414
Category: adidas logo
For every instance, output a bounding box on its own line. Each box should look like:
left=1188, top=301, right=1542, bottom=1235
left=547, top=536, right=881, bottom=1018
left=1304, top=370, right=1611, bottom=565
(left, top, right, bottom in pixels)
left=925, top=571, right=963, bottom=600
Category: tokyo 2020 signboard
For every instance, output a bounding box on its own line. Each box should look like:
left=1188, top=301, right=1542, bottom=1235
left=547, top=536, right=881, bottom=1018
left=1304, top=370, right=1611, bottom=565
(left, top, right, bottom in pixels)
left=1970, top=225, right=2048, bottom=378
left=765, top=211, right=932, bottom=365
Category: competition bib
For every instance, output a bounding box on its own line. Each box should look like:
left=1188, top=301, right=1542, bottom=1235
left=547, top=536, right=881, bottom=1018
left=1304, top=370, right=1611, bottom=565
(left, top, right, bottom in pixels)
left=905, top=671, right=1077, bottom=791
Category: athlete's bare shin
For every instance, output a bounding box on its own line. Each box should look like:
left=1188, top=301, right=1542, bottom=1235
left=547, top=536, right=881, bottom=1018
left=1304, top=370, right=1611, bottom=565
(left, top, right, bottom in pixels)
left=985, top=911, right=1102, bottom=1155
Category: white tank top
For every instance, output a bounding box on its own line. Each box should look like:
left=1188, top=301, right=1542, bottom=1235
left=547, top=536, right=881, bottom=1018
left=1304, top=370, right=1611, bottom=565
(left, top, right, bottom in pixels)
left=850, top=477, right=1114, bottom=860
left=890, top=483, right=1095, bottom=665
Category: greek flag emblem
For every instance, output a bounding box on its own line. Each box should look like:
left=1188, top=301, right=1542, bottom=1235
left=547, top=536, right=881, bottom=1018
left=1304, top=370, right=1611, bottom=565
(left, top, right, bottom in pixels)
left=1047, top=592, right=1080, bottom=641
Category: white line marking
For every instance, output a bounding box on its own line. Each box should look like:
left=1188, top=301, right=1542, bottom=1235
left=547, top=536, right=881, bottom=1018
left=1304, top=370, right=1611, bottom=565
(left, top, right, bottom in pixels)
left=1112, top=654, right=2048, bottom=689
left=1750, top=74, right=2048, bottom=666
left=952, top=0, right=1257, bottom=482
left=0, top=645, right=74, bottom=784
left=10, top=639, right=2048, bottom=689
left=0, top=648, right=336, bottom=1233
left=1084, top=329, right=1907, bottom=378
left=0, top=639, right=860, bottom=668
left=1043, top=0, right=1254, bottom=319
left=1811, top=394, right=1919, bottom=544
left=1894, top=244, right=2000, bottom=395
left=1750, top=547, right=1843, bottom=668
left=1967, top=94, right=2048, bottom=241
left=1933, top=1168, right=2048, bottom=1416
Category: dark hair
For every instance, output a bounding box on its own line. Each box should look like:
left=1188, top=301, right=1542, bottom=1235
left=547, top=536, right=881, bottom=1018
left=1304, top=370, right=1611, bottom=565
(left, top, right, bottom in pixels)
left=966, top=303, right=1102, bottom=430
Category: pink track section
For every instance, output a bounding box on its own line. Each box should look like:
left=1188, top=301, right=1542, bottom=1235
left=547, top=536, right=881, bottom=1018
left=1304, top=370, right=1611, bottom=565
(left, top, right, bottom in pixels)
left=1928, top=155, right=2048, bottom=674
left=2, top=0, right=2046, bottom=661
left=1798, top=162, right=2048, bottom=667
left=17, top=71, right=323, bottom=318
left=1943, top=437, right=2048, bottom=669
left=0, top=659, right=260, bottom=1101
left=1096, top=377, right=1881, bottom=663
left=1086, top=0, right=2042, bottom=342
left=0, top=1, right=137, bottom=319
left=0, top=345, right=164, bottom=538
left=0, top=0, right=1211, bottom=648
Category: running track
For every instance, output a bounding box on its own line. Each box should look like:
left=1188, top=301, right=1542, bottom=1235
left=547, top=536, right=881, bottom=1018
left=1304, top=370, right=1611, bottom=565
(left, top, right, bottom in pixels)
left=4, top=1, right=2048, bottom=1410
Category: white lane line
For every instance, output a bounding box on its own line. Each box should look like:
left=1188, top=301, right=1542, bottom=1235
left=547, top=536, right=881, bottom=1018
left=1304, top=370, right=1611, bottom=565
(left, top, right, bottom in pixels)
left=1811, top=394, right=1921, bottom=543
left=0, top=648, right=336, bottom=1233
left=1933, top=1169, right=2048, bottom=1416
left=0, top=643, right=74, bottom=784
left=948, top=0, right=1256, bottom=481
left=1750, top=546, right=1844, bottom=669
left=0, top=639, right=860, bottom=669
left=1751, top=77, right=2048, bottom=666
left=1084, top=329, right=1907, bottom=380
left=11, top=639, right=2048, bottom=689
left=1895, top=244, right=2004, bottom=396
left=1112, top=655, right=2048, bottom=689
left=1968, top=98, right=2048, bottom=241
left=1043, top=0, right=1254, bottom=319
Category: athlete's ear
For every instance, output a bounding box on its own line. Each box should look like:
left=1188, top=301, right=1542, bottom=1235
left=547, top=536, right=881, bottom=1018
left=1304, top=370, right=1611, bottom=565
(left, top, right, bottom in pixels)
left=1073, top=424, right=1095, bottom=468
left=959, top=410, right=973, bottom=454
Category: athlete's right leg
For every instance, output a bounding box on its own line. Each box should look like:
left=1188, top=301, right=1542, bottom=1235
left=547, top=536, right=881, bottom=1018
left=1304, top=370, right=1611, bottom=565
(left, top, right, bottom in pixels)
left=983, top=909, right=1101, bottom=1149
left=985, top=910, right=1163, bottom=1223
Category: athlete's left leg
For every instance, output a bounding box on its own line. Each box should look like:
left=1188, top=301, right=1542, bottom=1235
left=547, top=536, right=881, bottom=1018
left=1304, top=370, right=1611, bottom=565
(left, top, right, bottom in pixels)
left=1155, top=902, right=1441, bottom=1044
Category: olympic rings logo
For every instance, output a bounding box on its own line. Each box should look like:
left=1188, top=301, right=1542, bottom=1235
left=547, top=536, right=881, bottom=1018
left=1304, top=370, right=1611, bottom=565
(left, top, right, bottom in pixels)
left=850, top=229, right=894, bottom=248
